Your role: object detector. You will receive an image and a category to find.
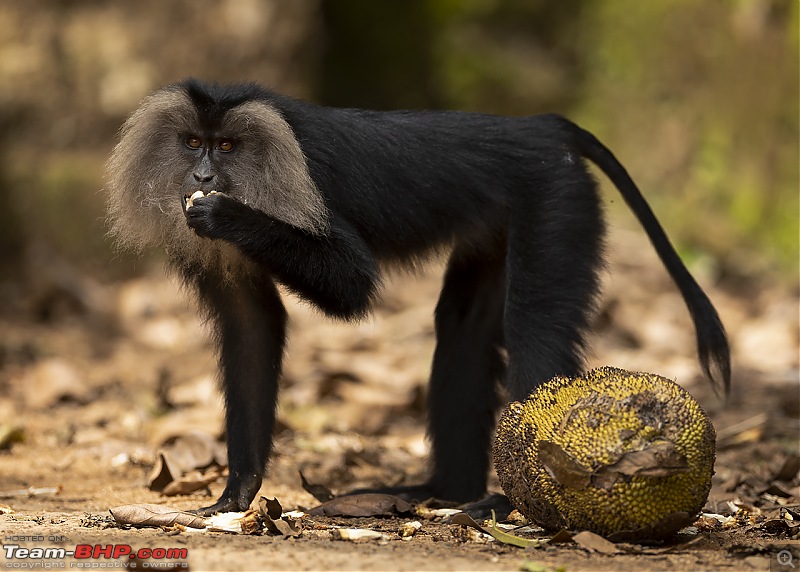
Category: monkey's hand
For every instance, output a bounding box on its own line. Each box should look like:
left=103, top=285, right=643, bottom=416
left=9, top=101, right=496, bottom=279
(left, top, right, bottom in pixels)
left=184, top=192, right=247, bottom=240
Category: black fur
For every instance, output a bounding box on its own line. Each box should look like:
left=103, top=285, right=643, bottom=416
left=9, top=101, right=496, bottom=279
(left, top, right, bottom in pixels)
left=172, top=79, right=730, bottom=514
left=189, top=264, right=285, bottom=514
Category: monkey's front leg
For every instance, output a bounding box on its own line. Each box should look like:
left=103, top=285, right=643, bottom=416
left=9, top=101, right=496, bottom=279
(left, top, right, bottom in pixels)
left=190, top=268, right=287, bottom=516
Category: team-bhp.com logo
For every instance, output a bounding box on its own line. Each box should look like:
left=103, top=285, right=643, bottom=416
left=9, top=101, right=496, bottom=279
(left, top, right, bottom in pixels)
left=3, top=543, right=188, bottom=568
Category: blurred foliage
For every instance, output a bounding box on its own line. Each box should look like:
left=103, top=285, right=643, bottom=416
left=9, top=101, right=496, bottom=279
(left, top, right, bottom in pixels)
left=572, top=0, right=799, bottom=278
left=319, top=1, right=444, bottom=110
left=14, top=152, right=109, bottom=269
left=318, top=0, right=799, bottom=280
left=0, top=0, right=319, bottom=289
left=319, top=0, right=588, bottom=113
left=0, top=0, right=796, bottom=298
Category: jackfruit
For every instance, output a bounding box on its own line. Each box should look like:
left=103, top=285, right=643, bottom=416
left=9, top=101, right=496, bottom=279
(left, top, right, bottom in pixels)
left=493, top=366, right=715, bottom=541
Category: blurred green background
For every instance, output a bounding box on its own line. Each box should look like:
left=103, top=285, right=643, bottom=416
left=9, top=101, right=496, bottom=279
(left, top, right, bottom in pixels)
left=0, top=0, right=796, bottom=314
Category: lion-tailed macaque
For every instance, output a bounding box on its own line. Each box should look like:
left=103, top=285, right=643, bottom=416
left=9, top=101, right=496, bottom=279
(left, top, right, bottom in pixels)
left=106, top=79, right=730, bottom=515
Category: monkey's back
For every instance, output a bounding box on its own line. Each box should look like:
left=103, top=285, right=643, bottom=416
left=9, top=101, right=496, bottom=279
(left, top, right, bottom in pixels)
left=276, top=96, right=581, bottom=260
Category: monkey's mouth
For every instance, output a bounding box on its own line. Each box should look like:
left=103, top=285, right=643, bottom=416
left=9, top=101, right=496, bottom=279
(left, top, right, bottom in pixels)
left=183, top=189, right=221, bottom=210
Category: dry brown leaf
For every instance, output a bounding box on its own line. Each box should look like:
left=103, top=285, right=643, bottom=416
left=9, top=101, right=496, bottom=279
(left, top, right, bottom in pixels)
left=161, top=469, right=220, bottom=496
left=547, top=529, right=574, bottom=544
left=308, top=493, right=414, bottom=517
left=754, top=519, right=796, bottom=535
left=772, top=453, right=800, bottom=483
left=299, top=471, right=334, bottom=502
left=148, top=432, right=226, bottom=494
left=266, top=517, right=301, bottom=537
left=760, top=483, right=796, bottom=499
left=537, top=441, right=592, bottom=490
left=147, top=452, right=180, bottom=492
left=592, top=440, right=689, bottom=490
left=109, top=504, right=207, bottom=529
left=160, top=432, right=223, bottom=473
left=536, top=438, right=692, bottom=498
left=572, top=530, right=622, bottom=554
left=782, top=507, right=800, bottom=521
left=258, top=496, right=284, bottom=520
left=256, top=496, right=301, bottom=537
left=451, top=512, right=540, bottom=548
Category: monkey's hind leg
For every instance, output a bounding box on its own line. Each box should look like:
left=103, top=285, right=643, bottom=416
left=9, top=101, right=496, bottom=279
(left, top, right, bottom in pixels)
left=504, top=158, right=605, bottom=401
left=426, top=243, right=507, bottom=503
left=343, top=243, right=506, bottom=505
left=191, top=270, right=287, bottom=516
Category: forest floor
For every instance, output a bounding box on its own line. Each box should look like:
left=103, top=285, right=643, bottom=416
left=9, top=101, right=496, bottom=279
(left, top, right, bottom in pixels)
left=1, top=228, right=798, bottom=571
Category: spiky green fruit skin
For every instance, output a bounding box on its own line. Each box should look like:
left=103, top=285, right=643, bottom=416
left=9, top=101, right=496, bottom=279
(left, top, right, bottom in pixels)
left=493, top=366, right=715, bottom=540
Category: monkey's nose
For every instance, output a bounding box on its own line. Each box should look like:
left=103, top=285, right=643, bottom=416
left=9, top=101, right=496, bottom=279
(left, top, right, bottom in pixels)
left=193, top=171, right=216, bottom=183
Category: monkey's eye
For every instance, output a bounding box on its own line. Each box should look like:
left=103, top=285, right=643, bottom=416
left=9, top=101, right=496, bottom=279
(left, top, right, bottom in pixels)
left=217, top=139, right=235, bottom=152
left=186, top=136, right=203, bottom=149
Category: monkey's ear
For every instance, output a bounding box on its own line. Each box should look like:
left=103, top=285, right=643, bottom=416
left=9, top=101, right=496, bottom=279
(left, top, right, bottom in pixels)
left=225, top=102, right=329, bottom=235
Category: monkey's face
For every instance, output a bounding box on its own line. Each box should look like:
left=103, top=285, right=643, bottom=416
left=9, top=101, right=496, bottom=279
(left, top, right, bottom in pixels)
left=178, top=134, right=236, bottom=211
left=105, top=85, right=328, bottom=273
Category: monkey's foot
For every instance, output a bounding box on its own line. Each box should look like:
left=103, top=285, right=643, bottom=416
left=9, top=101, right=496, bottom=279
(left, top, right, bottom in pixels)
left=192, top=471, right=262, bottom=516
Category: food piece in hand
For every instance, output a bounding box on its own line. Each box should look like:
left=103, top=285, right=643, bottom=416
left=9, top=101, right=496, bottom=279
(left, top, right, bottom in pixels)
left=186, top=190, right=205, bottom=209
left=186, top=190, right=221, bottom=209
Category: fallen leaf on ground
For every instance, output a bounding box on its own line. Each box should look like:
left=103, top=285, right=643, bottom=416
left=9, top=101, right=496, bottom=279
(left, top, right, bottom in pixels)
left=148, top=432, right=226, bottom=494
left=161, top=469, right=221, bottom=496
left=572, top=530, right=623, bottom=554
left=258, top=496, right=283, bottom=520
left=109, top=504, right=207, bottom=529
left=299, top=471, right=334, bottom=502
left=257, top=496, right=301, bottom=537
left=451, top=511, right=541, bottom=548
left=772, top=453, right=800, bottom=482
left=547, top=529, right=574, bottom=544
left=308, top=493, right=414, bottom=517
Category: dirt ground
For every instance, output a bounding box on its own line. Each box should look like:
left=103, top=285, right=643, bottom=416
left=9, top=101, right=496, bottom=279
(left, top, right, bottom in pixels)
left=1, top=229, right=798, bottom=571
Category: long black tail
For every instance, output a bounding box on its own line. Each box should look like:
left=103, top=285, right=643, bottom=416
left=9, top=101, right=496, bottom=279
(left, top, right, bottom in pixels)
left=568, top=119, right=730, bottom=397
